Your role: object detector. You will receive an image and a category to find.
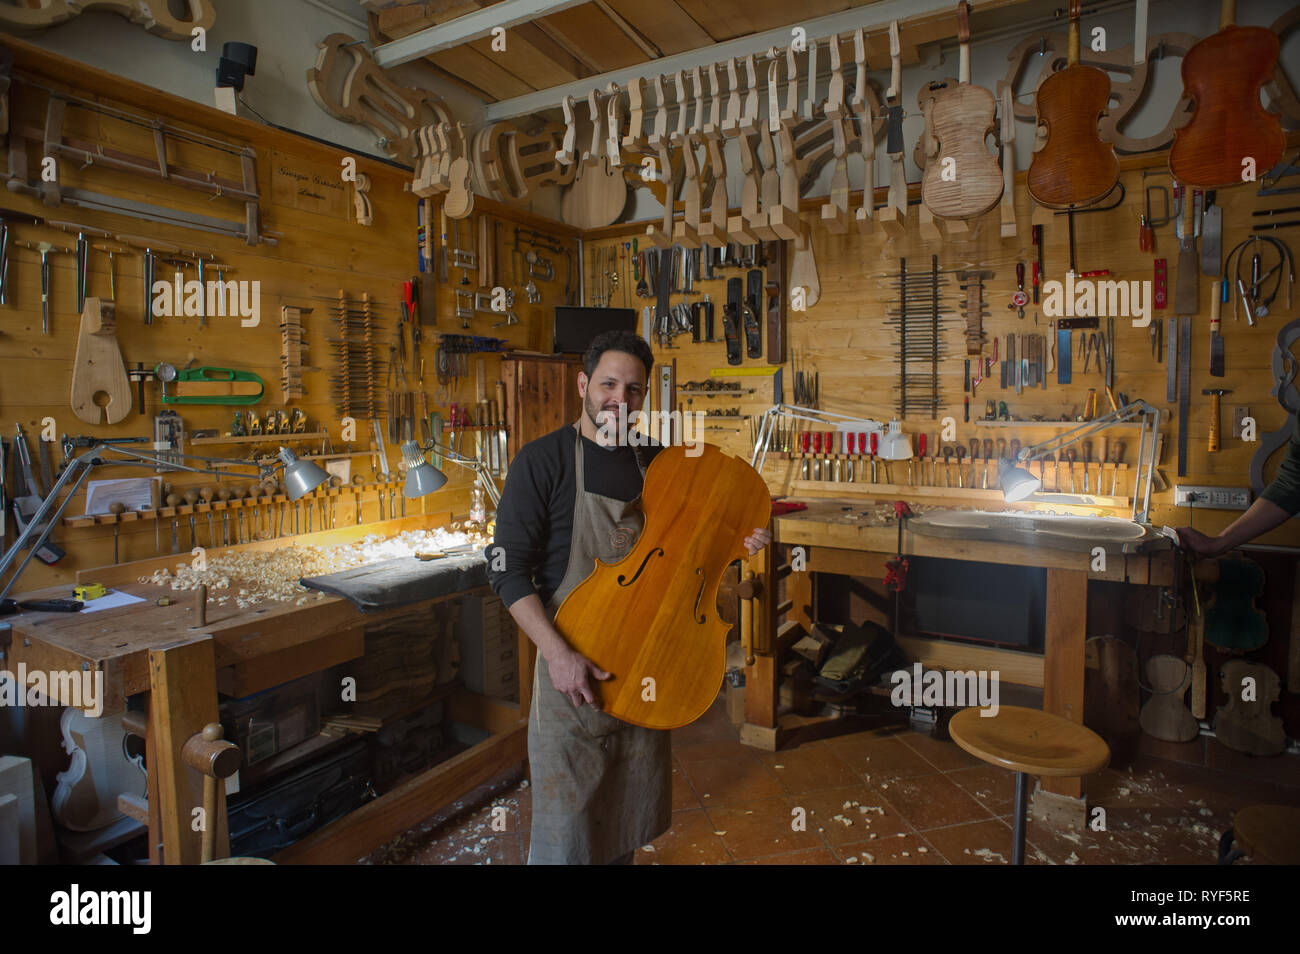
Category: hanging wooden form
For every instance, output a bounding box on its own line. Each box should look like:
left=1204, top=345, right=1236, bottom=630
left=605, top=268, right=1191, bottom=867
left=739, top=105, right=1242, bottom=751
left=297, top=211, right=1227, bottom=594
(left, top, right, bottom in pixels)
left=70, top=298, right=132, bottom=426
left=0, top=0, right=214, bottom=39
left=308, top=33, right=452, bottom=166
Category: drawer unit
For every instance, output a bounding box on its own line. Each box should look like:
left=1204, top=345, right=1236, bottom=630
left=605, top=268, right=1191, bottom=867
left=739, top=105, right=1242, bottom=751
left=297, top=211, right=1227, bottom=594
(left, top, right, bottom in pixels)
left=457, top=595, right=519, bottom=701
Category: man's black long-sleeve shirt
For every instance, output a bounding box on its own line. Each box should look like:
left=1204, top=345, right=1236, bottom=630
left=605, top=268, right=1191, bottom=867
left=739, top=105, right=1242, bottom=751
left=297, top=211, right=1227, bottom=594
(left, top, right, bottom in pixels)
left=488, top=425, right=663, bottom=609
left=1259, top=414, right=1300, bottom=515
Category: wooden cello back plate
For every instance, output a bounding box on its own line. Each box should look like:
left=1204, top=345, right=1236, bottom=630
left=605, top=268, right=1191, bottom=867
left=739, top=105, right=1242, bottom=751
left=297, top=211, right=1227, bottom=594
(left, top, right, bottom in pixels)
left=1026, top=64, right=1118, bottom=209
left=554, top=443, right=770, bottom=730
left=1170, top=26, right=1284, bottom=189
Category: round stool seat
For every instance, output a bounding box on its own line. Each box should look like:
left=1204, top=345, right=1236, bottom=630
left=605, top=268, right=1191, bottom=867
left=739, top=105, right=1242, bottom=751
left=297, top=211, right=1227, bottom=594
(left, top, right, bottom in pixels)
left=949, top=705, right=1110, bottom=777
left=1233, top=805, right=1300, bottom=865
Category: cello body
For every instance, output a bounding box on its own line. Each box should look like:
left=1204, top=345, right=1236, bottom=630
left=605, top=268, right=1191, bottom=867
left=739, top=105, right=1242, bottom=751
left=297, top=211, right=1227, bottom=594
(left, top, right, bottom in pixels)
left=553, top=442, right=770, bottom=730
left=1169, top=26, right=1284, bottom=189
left=1027, top=64, right=1118, bottom=208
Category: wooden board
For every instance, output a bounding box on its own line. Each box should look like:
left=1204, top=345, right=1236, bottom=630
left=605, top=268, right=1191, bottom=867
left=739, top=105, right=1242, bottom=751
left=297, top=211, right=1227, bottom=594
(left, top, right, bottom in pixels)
left=69, top=297, right=132, bottom=425
left=269, top=151, right=349, bottom=219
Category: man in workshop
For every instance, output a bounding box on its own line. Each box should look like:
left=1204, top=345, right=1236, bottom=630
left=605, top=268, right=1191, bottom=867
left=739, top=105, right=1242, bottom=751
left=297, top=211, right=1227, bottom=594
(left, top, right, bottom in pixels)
left=1177, top=415, right=1300, bottom=556
left=487, top=329, right=770, bottom=865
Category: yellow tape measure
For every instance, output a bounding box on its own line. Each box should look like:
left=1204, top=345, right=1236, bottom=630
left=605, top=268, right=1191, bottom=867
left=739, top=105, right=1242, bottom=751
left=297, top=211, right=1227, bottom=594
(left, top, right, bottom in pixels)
left=74, top=583, right=107, bottom=602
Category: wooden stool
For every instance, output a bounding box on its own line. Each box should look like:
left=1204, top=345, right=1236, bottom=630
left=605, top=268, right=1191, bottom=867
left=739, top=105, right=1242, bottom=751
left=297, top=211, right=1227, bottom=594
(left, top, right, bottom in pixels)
left=1219, top=805, right=1300, bottom=865
left=949, top=705, right=1109, bottom=865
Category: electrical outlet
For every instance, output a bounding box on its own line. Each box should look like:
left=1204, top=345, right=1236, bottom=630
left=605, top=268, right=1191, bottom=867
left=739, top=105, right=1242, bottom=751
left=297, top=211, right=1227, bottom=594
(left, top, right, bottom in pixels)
left=1173, top=485, right=1252, bottom=510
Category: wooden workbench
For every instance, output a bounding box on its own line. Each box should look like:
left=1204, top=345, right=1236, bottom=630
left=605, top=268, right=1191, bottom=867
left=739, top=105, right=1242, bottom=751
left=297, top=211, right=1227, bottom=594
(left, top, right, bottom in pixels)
left=745, top=499, right=1176, bottom=810
left=0, top=512, right=529, bottom=864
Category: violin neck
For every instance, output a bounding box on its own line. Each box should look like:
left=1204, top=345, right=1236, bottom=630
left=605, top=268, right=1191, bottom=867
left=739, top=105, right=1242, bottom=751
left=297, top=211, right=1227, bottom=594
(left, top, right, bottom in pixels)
left=957, top=0, right=971, bottom=84
left=1220, top=0, right=1235, bottom=30
left=1067, top=0, right=1081, bottom=66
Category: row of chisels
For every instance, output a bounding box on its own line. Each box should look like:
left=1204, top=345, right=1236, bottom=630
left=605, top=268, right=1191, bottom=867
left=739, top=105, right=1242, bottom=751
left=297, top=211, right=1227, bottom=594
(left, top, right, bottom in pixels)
left=789, top=429, right=1131, bottom=497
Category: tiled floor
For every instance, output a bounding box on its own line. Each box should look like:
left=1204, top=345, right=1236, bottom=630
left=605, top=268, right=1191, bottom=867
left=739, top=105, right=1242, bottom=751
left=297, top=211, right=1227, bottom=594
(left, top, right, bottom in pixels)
left=368, top=699, right=1300, bottom=865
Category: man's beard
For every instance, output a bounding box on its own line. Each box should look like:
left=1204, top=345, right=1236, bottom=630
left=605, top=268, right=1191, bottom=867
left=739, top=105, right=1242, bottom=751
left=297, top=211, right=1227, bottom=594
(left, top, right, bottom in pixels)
left=585, top=393, right=626, bottom=441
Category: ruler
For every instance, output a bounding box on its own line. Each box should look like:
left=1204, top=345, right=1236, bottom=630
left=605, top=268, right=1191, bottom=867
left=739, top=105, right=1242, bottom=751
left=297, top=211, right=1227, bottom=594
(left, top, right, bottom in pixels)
left=1178, top=315, right=1191, bottom=477
left=708, top=366, right=780, bottom=376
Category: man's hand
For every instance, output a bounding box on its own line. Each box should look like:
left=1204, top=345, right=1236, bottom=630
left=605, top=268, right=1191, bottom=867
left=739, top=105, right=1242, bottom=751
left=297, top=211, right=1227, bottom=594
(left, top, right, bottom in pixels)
left=547, top=646, right=613, bottom=709
left=744, top=527, right=772, bottom=555
left=1175, top=526, right=1225, bottom=559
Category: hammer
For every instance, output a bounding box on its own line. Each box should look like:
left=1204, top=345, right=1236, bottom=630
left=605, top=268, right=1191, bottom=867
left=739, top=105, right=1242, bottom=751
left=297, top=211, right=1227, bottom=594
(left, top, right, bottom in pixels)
left=1203, top=389, right=1232, bottom=452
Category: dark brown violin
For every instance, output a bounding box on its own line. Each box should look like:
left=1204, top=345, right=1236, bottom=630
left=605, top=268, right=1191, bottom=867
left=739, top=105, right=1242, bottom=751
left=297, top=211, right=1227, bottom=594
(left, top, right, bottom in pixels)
left=553, top=442, right=770, bottom=729
left=1170, top=0, right=1284, bottom=189
left=1027, top=0, right=1118, bottom=209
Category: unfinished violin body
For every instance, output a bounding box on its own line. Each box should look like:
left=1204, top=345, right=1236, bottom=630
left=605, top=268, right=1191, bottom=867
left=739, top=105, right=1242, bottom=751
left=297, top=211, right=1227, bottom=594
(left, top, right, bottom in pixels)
left=553, top=442, right=770, bottom=729
left=1169, top=24, right=1284, bottom=189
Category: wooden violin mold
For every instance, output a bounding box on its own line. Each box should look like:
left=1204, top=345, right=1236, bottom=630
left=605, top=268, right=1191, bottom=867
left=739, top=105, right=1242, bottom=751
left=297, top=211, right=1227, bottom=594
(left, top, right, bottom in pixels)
left=553, top=442, right=770, bottom=730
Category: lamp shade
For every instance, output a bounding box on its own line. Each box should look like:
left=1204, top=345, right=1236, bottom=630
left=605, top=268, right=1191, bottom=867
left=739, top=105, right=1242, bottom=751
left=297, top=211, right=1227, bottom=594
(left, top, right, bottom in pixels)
left=279, top=447, right=330, bottom=500
left=402, top=441, right=448, bottom=498
left=999, top=462, right=1041, bottom=502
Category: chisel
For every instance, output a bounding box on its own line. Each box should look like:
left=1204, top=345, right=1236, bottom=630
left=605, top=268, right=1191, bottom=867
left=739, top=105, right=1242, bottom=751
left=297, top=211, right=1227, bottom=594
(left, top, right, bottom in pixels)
left=1208, top=280, right=1224, bottom=377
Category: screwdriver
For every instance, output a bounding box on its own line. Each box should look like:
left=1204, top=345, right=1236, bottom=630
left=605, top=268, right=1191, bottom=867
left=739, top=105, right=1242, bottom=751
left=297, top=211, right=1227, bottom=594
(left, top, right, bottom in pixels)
left=954, top=445, right=966, bottom=487
left=1112, top=441, right=1125, bottom=496
left=983, top=439, right=994, bottom=489
left=916, top=433, right=926, bottom=485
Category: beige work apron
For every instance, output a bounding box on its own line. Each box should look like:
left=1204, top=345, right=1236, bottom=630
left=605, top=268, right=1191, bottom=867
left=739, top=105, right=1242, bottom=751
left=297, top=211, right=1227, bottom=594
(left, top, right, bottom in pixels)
left=526, top=422, right=672, bottom=865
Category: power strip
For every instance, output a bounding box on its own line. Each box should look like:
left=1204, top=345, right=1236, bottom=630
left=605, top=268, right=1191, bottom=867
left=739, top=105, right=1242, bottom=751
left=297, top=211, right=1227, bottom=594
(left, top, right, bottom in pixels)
left=1173, top=485, right=1252, bottom=510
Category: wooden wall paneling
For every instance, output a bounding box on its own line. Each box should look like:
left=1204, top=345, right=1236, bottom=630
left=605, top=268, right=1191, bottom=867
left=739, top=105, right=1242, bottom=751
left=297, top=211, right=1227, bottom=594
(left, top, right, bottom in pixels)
left=579, top=131, right=1300, bottom=550
left=0, top=45, right=463, bottom=591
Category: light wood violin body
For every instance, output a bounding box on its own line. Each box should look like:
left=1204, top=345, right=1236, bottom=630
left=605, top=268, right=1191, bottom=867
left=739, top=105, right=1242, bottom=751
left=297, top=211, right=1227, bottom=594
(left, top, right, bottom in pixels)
left=922, top=83, right=1003, bottom=219
left=553, top=443, right=770, bottom=730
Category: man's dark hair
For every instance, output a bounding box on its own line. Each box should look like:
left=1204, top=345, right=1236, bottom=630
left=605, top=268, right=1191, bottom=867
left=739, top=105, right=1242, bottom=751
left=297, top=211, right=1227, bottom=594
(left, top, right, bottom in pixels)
left=582, top=330, right=654, bottom=380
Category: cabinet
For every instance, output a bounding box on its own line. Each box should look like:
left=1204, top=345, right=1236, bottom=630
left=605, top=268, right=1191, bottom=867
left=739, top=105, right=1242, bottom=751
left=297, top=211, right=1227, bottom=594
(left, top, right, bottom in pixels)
left=501, top=354, right=584, bottom=458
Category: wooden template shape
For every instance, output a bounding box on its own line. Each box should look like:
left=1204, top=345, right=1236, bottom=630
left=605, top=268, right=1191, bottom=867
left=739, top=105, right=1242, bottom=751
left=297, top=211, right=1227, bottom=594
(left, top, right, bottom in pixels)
left=70, top=298, right=131, bottom=425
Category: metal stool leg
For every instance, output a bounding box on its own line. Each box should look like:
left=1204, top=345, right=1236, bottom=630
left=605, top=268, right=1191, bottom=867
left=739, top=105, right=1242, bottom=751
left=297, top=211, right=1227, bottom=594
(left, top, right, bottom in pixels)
left=1012, top=771, right=1029, bottom=865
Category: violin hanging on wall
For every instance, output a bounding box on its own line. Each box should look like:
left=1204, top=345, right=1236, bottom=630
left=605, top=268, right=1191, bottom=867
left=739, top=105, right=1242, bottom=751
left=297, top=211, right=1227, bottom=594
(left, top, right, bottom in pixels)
left=921, top=1, right=1003, bottom=221
left=553, top=443, right=770, bottom=730
left=1026, top=0, right=1118, bottom=209
left=1169, top=0, right=1285, bottom=189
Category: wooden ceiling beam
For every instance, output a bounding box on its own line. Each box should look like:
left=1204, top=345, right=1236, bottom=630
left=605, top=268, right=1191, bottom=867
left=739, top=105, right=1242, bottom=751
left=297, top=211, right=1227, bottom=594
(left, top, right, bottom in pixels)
left=372, top=0, right=595, bottom=67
